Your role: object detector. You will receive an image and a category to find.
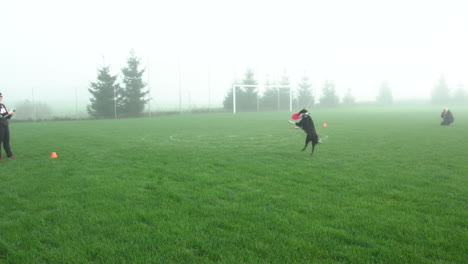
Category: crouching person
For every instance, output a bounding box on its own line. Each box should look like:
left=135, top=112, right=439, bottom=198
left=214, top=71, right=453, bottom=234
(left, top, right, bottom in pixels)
left=440, top=108, right=454, bottom=126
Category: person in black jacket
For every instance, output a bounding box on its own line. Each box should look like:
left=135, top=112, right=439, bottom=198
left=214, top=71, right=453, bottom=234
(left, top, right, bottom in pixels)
left=0, top=92, right=16, bottom=161
left=440, top=108, right=454, bottom=126
left=289, top=109, right=320, bottom=155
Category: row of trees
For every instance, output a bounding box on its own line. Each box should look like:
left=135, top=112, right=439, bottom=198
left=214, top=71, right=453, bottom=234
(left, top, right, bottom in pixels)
left=87, top=57, right=465, bottom=117
left=431, top=76, right=467, bottom=104
left=223, top=68, right=385, bottom=111
left=87, top=51, right=148, bottom=118
left=222, top=69, right=305, bottom=111
left=223, top=69, right=466, bottom=111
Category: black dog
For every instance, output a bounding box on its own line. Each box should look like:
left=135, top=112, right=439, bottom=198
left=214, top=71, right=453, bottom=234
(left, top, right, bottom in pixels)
left=289, top=109, right=320, bottom=155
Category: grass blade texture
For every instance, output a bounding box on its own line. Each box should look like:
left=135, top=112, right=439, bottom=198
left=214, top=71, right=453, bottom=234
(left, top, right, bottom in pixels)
left=1, top=107, right=467, bottom=263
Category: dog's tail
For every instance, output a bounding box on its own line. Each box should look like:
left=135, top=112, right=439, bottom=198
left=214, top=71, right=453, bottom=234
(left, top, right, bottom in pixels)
left=319, top=135, right=329, bottom=142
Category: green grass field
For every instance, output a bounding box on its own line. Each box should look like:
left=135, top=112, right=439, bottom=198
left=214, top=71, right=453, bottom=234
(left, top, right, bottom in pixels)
left=1, top=107, right=467, bottom=263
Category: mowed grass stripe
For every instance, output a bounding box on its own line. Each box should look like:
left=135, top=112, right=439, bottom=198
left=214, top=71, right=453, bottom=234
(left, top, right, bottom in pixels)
left=1, top=107, right=467, bottom=263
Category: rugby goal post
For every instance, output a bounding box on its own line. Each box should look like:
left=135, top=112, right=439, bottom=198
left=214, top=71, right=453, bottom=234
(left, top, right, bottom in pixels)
left=232, top=85, right=293, bottom=114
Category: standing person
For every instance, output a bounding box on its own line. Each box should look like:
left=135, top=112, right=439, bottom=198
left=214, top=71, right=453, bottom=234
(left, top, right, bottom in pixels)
left=440, top=108, right=454, bottom=126
left=0, top=92, right=16, bottom=161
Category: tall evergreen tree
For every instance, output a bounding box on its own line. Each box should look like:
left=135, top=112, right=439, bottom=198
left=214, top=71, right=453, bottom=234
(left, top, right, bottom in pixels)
left=452, top=83, right=467, bottom=105
left=342, top=88, right=356, bottom=106
left=222, top=80, right=236, bottom=110
left=121, top=50, right=148, bottom=117
left=278, top=71, right=291, bottom=111
left=260, top=75, right=277, bottom=111
left=87, top=65, right=121, bottom=118
left=431, top=75, right=451, bottom=104
left=238, top=68, right=258, bottom=111
left=297, top=73, right=314, bottom=108
left=319, top=81, right=340, bottom=107
left=377, top=81, right=393, bottom=105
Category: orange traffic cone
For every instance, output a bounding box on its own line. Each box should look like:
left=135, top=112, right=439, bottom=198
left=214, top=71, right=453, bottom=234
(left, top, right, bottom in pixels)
left=323, top=123, right=328, bottom=128
left=51, top=152, right=58, bottom=158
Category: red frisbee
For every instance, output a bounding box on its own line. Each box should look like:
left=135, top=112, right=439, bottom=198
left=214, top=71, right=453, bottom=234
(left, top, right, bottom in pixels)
left=292, top=112, right=300, bottom=120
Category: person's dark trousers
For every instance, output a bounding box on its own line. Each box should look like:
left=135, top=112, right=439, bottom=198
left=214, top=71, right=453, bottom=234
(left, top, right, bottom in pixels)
left=0, top=125, right=13, bottom=158
left=441, top=120, right=452, bottom=126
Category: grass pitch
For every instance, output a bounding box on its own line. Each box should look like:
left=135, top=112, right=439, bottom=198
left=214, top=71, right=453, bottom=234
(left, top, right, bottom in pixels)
left=1, top=107, right=467, bottom=263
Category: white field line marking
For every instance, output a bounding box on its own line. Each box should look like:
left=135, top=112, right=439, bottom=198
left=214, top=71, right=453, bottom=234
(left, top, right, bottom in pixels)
left=168, top=133, right=280, bottom=144
left=169, top=135, right=185, bottom=143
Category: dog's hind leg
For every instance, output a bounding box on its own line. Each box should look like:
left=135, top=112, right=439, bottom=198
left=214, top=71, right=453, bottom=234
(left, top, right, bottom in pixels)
left=310, top=136, right=319, bottom=156
left=310, top=143, right=316, bottom=156
left=301, top=138, right=310, bottom=151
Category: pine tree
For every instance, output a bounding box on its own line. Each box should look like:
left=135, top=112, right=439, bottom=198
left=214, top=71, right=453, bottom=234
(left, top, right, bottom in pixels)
left=260, top=75, right=277, bottom=111
left=452, top=83, right=467, bottom=105
left=238, top=68, right=258, bottom=112
left=87, top=65, right=121, bottom=119
left=278, top=71, right=291, bottom=111
left=377, top=81, right=393, bottom=105
left=121, top=50, right=148, bottom=117
left=431, top=76, right=451, bottom=104
left=342, top=88, right=356, bottom=106
left=297, top=73, right=314, bottom=108
left=222, top=81, right=236, bottom=110
left=319, top=81, right=340, bottom=107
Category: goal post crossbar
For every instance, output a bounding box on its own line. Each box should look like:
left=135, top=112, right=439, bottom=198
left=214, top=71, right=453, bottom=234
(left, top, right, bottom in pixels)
left=232, top=84, right=293, bottom=114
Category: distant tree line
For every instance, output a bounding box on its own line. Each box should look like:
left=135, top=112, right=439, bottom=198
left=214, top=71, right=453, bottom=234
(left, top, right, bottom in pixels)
left=223, top=69, right=467, bottom=111
left=12, top=100, right=52, bottom=121
left=223, top=68, right=318, bottom=111
left=431, top=75, right=467, bottom=105
left=223, top=68, right=351, bottom=111
left=87, top=50, right=148, bottom=119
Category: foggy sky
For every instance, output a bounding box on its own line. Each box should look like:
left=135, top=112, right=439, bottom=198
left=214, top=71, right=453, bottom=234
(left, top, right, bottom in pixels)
left=1, top=0, right=467, bottom=113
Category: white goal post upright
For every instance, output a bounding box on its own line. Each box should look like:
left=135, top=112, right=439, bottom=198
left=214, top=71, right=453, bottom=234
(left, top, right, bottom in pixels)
left=232, top=85, right=292, bottom=114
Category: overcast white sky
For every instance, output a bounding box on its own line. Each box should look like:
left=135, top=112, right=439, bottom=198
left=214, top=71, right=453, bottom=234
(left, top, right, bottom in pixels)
left=1, top=0, right=467, bottom=112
